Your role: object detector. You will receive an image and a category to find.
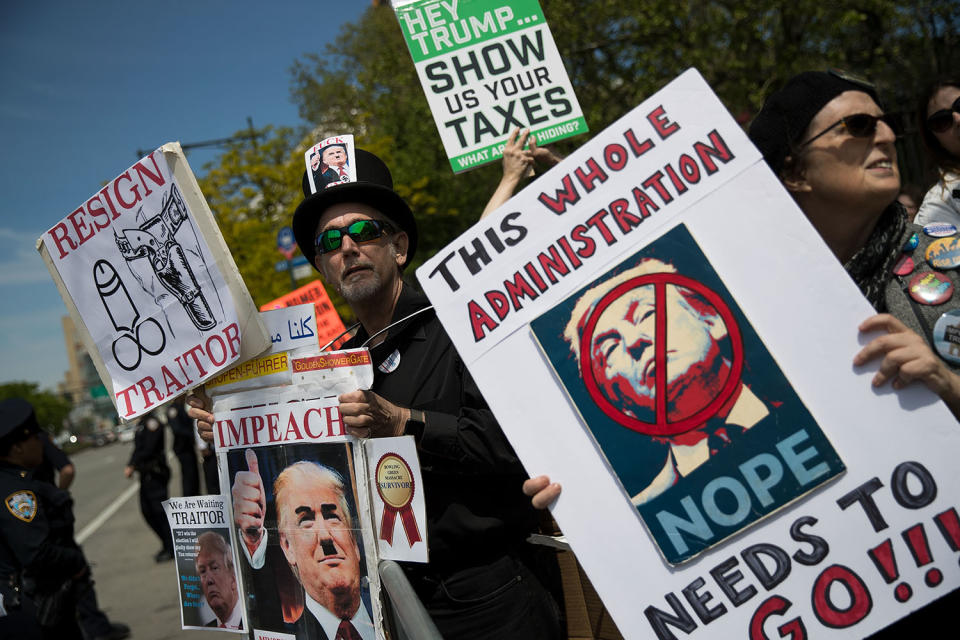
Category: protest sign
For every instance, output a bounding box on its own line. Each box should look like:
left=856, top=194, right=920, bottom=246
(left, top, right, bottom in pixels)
left=213, top=386, right=384, bottom=640
left=261, top=279, right=349, bottom=350
left=416, top=68, right=960, bottom=637
left=259, top=303, right=320, bottom=353
left=206, top=304, right=321, bottom=395
left=38, top=143, right=269, bottom=420
left=392, top=0, right=587, bottom=172
left=163, top=496, right=245, bottom=631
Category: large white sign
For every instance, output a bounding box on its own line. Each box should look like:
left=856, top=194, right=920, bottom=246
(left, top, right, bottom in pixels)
left=417, top=69, right=960, bottom=637
left=39, top=144, right=269, bottom=419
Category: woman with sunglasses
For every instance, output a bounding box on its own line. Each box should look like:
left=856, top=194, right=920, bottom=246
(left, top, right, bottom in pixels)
left=915, top=79, right=960, bottom=227
left=746, top=71, right=960, bottom=422
left=525, top=71, right=960, bottom=514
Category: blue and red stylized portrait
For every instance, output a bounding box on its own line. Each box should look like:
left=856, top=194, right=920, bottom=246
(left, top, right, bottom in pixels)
left=532, top=225, right=844, bottom=564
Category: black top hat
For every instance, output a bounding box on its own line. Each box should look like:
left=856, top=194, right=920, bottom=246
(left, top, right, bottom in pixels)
left=0, top=398, right=39, bottom=442
left=293, top=149, right=417, bottom=270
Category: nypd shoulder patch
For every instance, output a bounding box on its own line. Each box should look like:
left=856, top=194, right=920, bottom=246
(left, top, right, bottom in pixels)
left=5, top=490, right=38, bottom=523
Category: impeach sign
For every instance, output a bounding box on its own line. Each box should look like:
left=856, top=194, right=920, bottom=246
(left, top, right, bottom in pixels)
left=393, top=0, right=587, bottom=172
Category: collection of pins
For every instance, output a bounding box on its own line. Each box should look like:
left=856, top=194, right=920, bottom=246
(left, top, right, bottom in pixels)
left=896, top=223, right=960, bottom=364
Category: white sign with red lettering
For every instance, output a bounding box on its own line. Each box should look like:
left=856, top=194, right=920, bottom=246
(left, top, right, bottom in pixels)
left=39, top=143, right=268, bottom=419
left=417, top=69, right=960, bottom=638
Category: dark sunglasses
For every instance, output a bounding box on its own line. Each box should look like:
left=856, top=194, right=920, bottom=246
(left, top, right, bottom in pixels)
left=927, top=96, right=960, bottom=133
left=799, top=113, right=900, bottom=148
left=315, top=219, right=393, bottom=255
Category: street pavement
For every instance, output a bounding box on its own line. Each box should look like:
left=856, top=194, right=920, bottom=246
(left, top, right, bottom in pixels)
left=71, top=441, right=218, bottom=640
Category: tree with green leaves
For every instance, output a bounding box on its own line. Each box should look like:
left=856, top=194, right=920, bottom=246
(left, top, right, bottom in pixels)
left=198, top=125, right=314, bottom=302
left=201, top=0, right=958, bottom=298
left=288, top=1, right=958, bottom=255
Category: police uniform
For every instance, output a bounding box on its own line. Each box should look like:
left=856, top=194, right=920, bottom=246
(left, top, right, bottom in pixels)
left=31, top=433, right=129, bottom=640
left=128, top=411, right=174, bottom=560
left=0, top=399, right=85, bottom=640
left=167, top=401, right=200, bottom=497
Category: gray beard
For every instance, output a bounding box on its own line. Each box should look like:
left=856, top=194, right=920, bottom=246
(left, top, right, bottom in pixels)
left=339, top=271, right=384, bottom=302
left=338, top=239, right=399, bottom=302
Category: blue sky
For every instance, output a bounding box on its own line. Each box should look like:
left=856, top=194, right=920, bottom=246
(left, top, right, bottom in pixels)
left=0, top=2, right=368, bottom=392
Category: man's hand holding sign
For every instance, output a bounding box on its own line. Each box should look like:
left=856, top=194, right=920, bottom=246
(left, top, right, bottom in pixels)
left=191, top=132, right=562, bottom=638
left=337, top=389, right=409, bottom=439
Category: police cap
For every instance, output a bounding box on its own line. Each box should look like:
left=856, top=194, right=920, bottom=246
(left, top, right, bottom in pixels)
left=0, top=398, right=40, bottom=442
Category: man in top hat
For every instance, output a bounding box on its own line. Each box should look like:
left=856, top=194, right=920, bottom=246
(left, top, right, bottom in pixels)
left=191, top=145, right=561, bottom=639
left=0, top=399, right=87, bottom=640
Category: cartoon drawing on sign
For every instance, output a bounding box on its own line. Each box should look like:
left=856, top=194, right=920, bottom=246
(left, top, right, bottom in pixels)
left=94, top=259, right=166, bottom=371
left=561, top=257, right=761, bottom=504
left=114, top=183, right=223, bottom=335
left=531, top=225, right=844, bottom=564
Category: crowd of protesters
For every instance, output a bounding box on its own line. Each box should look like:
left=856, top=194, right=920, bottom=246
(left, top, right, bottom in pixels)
left=2, top=67, right=960, bottom=639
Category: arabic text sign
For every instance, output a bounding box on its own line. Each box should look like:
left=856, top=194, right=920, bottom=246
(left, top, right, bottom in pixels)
left=40, top=148, right=246, bottom=419
left=206, top=305, right=319, bottom=392
left=393, top=0, right=587, bottom=172
left=416, top=69, right=960, bottom=637
left=261, top=303, right=319, bottom=353
left=261, top=279, right=348, bottom=350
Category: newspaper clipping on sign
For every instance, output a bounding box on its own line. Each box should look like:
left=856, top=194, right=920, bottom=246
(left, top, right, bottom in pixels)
left=213, top=386, right=383, bottom=640
left=162, top=496, right=246, bottom=631
left=416, top=68, right=960, bottom=637
left=206, top=304, right=321, bottom=396
left=304, top=135, right=358, bottom=195
left=37, top=143, right=269, bottom=420
left=392, top=0, right=587, bottom=172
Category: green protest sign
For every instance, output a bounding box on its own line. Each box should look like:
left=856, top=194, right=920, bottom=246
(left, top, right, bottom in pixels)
left=393, top=0, right=588, bottom=172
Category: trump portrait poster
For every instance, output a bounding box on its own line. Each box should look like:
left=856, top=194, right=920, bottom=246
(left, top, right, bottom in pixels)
left=212, top=387, right=384, bottom=640
left=416, top=69, right=960, bottom=637
left=530, top=224, right=845, bottom=565
left=162, top=496, right=246, bottom=631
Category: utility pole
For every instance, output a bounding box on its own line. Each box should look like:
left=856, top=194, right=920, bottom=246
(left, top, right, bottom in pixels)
left=135, top=121, right=260, bottom=158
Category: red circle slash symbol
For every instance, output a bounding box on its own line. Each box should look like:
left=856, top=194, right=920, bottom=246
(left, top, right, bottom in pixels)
left=578, top=272, right=743, bottom=437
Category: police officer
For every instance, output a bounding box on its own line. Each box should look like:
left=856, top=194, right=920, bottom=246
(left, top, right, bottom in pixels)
left=0, top=398, right=86, bottom=640
left=31, top=433, right=130, bottom=640
left=124, top=409, right=174, bottom=562
left=167, top=398, right=200, bottom=497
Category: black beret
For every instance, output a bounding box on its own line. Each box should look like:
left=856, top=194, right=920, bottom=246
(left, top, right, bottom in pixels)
left=748, top=70, right=879, bottom=176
